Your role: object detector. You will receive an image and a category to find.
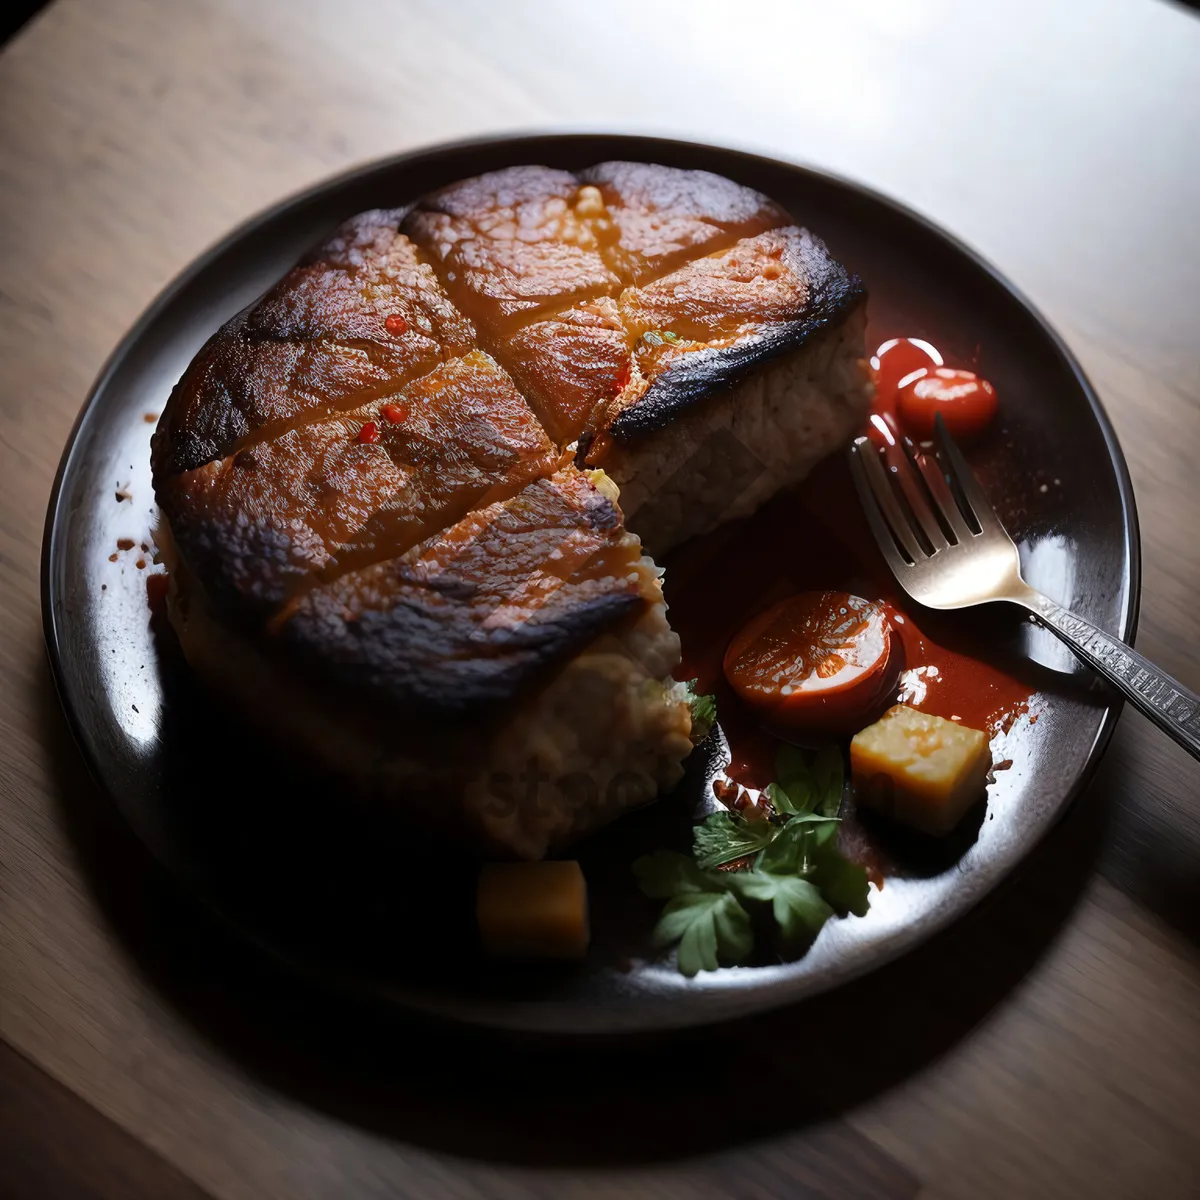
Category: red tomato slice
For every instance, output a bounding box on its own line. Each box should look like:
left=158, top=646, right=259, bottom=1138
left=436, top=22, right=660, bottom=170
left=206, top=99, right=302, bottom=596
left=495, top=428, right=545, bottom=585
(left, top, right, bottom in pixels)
left=723, top=592, right=901, bottom=734
left=896, top=367, right=998, bottom=441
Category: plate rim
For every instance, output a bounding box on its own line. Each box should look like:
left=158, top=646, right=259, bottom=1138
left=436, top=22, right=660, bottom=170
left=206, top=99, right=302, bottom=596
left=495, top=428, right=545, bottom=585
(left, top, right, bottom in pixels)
left=40, top=130, right=1142, bottom=1032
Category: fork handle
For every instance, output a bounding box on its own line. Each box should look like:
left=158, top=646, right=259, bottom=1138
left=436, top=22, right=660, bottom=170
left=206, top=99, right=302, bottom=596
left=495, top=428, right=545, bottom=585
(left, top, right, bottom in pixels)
left=1018, top=590, right=1200, bottom=761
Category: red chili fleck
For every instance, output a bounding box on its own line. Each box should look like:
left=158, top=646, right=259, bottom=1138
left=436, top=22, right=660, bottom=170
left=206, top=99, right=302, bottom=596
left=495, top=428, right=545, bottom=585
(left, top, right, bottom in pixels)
left=614, top=357, right=632, bottom=393
left=356, top=421, right=380, bottom=444
left=385, top=314, right=408, bottom=336
left=381, top=402, right=407, bottom=424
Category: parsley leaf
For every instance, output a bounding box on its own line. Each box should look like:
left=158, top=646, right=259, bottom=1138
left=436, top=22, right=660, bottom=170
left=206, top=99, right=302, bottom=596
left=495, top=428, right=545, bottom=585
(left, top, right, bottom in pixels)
left=762, top=781, right=796, bottom=815
left=756, top=813, right=840, bottom=874
left=810, top=844, right=870, bottom=917
left=775, top=744, right=817, bottom=814
left=634, top=744, right=868, bottom=975
left=774, top=743, right=845, bottom=816
left=693, top=810, right=778, bottom=869
left=728, top=872, right=834, bottom=948
left=678, top=678, right=717, bottom=743
left=653, top=891, right=753, bottom=976
left=811, top=744, right=845, bottom=817
left=633, top=850, right=718, bottom=898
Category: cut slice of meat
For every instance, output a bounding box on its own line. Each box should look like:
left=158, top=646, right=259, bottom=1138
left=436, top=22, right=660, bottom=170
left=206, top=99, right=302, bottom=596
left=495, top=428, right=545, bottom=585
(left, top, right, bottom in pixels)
left=160, top=351, right=559, bottom=615
left=402, top=166, right=621, bottom=337
left=587, top=225, right=865, bottom=448
left=575, top=224, right=870, bottom=555
left=152, top=215, right=475, bottom=476
left=277, top=466, right=649, bottom=718
left=498, top=297, right=632, bottom=445
left=324, top=351, right=564, bottom=577
left=620, top=225, right=815, bottom=348
left=577, top=160, right=789, bottom=285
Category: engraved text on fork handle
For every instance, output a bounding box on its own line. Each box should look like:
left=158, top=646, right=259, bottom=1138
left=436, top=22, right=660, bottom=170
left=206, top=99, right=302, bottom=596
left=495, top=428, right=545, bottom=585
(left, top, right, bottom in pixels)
left=1013, top=587, right=1200, bottom=762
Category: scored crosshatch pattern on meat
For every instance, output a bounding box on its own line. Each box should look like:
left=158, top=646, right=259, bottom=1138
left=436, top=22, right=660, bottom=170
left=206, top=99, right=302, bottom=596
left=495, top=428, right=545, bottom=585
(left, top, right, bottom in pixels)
left=153, top=162, right=868, bottom=716
left=148, top=161, right=871, bottom=853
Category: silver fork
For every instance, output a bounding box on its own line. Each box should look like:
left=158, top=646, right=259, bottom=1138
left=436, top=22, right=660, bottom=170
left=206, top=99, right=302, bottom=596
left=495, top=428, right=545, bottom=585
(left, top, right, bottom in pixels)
left=848, top=415, right=1200, bottom=761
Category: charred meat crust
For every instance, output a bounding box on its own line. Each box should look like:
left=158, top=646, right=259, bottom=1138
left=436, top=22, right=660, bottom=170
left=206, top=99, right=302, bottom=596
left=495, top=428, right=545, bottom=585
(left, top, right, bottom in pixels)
left=282, top=581, right=642, bottom=720
left=152, top=206, right=470, bottom=479
left=274, top=472, right=645, bottom=718
left=160, top=350, right=560, bottom=622
left=151, top=308, right=257, bottom=479
left=607, top=233, right=865, bottom=442
left=576, top=160, right=789, bottom=284
left=154, top=163, right=867, bottom=723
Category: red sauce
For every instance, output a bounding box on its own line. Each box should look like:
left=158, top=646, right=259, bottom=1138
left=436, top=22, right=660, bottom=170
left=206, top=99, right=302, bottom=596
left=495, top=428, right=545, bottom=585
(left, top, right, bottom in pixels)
left=146, top=571, right=169, bottom=613
left=666, top=453, right=1035, bottom=792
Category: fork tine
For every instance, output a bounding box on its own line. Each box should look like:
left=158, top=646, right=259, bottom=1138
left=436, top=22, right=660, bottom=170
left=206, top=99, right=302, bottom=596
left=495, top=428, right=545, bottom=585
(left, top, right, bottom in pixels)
left=900, top=435, right=974, bottom=543
left=886, top=440, right=949, bottom=551
left=848, top=438, right=924, bottom=563
left=932, top=413, right=1003, bottom=534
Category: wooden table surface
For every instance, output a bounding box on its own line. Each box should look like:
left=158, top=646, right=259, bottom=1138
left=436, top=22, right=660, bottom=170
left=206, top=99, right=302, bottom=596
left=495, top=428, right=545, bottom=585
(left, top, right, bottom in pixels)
left=2, top=1, right=1198, bottom=1197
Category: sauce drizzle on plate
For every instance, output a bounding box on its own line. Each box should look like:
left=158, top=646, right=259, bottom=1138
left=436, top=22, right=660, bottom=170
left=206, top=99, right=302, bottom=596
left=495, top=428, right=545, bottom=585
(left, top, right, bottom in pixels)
left=666, top=337, right=1030, bottom=793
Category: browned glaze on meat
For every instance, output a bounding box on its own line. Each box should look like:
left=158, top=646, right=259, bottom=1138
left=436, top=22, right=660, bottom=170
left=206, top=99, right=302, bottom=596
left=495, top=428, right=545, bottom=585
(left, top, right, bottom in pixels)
left=578, top=160, right=789, bottom=285
left=499, top=298, right=629, bottom=445
left=153, top=211, right=475, bottom=476
left=597, top=225, right=862, bottom=443
left=153, top=162, right=865, bottom=712
left=403, top=167, right=621, bottom=335
left=399, top=163, right=828, bottom=447
left=277, top=466, right=647, bottom=716
left=159, top=350, right=560, bottom=616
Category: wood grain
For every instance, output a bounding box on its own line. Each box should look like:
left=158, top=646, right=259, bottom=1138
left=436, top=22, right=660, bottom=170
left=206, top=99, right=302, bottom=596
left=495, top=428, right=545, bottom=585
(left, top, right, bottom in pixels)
left=0, top=1039, right=215, bottom=1200
left=1, top=1, right=1198, bottom=1198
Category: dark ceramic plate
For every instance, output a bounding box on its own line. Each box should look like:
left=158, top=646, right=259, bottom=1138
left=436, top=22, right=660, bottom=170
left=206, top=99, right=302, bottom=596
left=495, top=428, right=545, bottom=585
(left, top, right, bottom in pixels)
left=43, top=134, right=1138, bottom=1033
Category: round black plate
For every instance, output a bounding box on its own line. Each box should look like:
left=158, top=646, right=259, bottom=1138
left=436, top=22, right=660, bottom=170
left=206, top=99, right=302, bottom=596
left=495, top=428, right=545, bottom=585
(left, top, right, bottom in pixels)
left=43, top=133, right=1138, bottom=1033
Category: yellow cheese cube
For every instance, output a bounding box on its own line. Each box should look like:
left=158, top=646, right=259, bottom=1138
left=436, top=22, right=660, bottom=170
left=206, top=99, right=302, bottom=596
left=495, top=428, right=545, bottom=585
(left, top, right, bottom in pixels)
left=477, top=861, right=590, bottom=960
left=850, top=705, right=992, bottom=835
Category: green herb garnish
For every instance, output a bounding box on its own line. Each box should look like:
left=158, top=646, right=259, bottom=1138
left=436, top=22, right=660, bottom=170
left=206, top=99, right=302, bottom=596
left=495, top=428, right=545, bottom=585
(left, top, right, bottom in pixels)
left=633, top=744, right=870, bottom=976
left=678, top=678, right=717, bottom=743
left=641, top=329, right=680, bottom=347
left=693, top=810, right=777, bottom=869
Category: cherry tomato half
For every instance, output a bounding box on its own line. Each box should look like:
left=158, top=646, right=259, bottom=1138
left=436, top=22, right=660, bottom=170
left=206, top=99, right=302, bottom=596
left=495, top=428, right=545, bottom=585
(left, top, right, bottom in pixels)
left=896, top=367, right=998, bottom=441
left=870, top=337, right=944, bottom=400
left=724, top=591, right=901, bottom=735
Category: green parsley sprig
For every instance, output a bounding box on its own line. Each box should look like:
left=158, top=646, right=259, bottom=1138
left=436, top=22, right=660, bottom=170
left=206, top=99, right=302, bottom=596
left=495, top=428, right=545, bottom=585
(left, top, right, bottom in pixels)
left=677, top=678, right=717, bottom=744
left=633, top=745, right=870, bottom=976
